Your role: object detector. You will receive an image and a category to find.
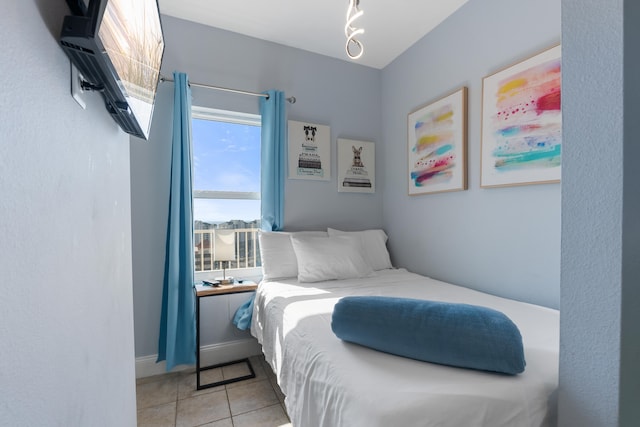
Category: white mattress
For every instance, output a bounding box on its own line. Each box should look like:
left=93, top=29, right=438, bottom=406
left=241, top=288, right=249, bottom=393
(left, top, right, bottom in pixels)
left=251, top=269, right=559, bottom=427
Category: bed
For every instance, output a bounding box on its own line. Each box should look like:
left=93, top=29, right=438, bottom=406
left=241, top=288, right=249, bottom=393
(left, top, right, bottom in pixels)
left=250, top=229, right=559, bottom=427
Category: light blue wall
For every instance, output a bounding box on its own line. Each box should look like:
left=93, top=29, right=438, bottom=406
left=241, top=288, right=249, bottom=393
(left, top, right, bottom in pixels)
left=4, top=0, right=634, bottom=424
left=131, top=16, right=384, bottom=358
left=380, top=0, right=561, bottom=309
left=560, top=0, right=640, bottom=424
left=159, top=16, right=384, bottom=232
left=0, top=1, right=136, bottom=425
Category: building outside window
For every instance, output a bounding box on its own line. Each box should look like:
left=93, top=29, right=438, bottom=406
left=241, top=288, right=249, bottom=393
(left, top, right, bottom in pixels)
left=191, top=106, right=262, bottom=280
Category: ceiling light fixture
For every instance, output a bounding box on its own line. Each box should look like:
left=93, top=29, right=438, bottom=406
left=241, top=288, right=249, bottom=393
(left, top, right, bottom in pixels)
left=345, top=0, right=364, bottom=60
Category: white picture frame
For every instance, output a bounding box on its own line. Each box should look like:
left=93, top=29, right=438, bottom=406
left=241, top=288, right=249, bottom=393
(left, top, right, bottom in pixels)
left=337, top=139, right=375, bottom=193
left=288, top=120, right=331, bottom=181
left=407, top=87, right=468, bottom=195
left=481, top=45, right=562, bottom=188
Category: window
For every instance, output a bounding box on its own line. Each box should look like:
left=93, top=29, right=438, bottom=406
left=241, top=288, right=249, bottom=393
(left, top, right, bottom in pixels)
left=191, top=106, right=262, bottom=279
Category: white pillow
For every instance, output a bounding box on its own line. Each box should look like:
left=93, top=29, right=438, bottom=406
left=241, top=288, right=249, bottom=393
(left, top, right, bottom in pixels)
left=290, top=235, right=374, bottom=283
left=258, top=230, right=328, bottom=281
left=327, top=228, right=392, bottom=271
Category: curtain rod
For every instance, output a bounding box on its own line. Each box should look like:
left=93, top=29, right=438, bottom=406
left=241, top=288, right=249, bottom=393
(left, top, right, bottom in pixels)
left=159, top=75, right=296, bottom=104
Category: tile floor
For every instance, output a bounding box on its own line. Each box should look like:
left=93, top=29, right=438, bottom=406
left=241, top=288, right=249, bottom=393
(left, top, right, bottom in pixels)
left=136, top=354, right=291, bottom=427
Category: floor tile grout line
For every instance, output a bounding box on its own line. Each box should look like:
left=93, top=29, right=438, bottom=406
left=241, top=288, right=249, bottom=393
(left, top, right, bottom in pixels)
left=225, top=378, right=282, bottom=419
left=227, top=400, right=282, bottom=418
left=173, top=398, right=178, bottom=427
left=231, top=403, right=286, bottom=423
left=173, top=377, right=178, bottom=427
left=137, top=355, right=290, bottom=426
left=224, top=384, right=234, bottom=426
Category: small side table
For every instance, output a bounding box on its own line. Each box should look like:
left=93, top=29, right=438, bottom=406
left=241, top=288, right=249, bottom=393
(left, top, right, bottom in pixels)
left=194, top=281, right=258, bottom=390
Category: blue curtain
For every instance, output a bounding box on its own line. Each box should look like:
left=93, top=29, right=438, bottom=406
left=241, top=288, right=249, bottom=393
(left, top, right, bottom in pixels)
left=259, top=90, right=286, bottom=232
left=233, top=90, right=286, bottom=330
left=157, top=72, right=196, bottom=370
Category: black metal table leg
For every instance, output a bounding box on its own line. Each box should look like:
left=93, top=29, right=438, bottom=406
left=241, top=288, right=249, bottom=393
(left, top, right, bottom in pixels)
left=194, top=286, right=257, bottom=390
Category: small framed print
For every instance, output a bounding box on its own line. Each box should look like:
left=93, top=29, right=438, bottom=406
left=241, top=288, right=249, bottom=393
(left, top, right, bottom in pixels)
left=337, top=139, right=375, bottom=193
left=407, top=87, right=468, bottom=195
left=288, top=120, right=330, bottom=181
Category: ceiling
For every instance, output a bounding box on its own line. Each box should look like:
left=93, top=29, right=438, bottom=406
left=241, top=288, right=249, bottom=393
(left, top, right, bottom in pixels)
left=158, top=0, right=469, bottom=69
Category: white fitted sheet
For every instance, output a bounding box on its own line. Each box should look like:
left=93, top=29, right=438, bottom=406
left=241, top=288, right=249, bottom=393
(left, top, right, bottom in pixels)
left=251, top=269, right=559, bottom=427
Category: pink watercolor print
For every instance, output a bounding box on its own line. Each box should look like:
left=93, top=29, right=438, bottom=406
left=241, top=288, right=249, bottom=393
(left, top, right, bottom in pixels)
left=491, top=58, right=561, bottom=171
left=411, top=103, right=457, bottom=186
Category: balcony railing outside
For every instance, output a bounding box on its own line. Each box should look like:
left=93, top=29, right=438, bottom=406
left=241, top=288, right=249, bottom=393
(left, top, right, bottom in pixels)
left=194, top=228, right=261, bottom=272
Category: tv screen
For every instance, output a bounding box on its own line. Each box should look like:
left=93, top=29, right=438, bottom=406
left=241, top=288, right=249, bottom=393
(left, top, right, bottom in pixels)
left=60, top=0, right=164, bottom=140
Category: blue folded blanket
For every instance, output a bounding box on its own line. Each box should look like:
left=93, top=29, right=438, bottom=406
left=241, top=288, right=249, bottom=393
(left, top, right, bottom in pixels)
left=331, top=296, right=525, bottom=375
left=232, top=294, right=255, bottom=331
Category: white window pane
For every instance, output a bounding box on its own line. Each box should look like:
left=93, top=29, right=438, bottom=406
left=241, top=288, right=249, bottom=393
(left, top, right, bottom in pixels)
left=193, top=198, right=260, bottom=226
left=192, top=118, right=261, bottom=193
left=193, top=227, right=262, bottom=273
left=192, top=107, right=261, bottom=275
left=193, top=199, right=261, bottom=273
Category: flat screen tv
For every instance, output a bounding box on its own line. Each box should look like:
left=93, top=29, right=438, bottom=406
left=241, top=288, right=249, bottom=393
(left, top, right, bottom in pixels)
left=60, top=0, right=164, bottom=140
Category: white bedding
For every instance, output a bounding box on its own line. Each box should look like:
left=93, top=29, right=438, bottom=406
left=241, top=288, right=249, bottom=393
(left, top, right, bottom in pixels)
left=251, top=269, right=559, bottom=427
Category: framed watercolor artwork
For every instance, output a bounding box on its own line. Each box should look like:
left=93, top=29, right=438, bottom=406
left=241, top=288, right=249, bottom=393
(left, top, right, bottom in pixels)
left=288, top=120, right=331, bottom=181
left=481, top=44, right=562, bottom=188
left=337, top=138, right=375, bottom=193
left=407, top=87, right=467, bottom=195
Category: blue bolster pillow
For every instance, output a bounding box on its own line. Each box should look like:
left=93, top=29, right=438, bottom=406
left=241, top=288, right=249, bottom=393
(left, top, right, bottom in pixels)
left=331, top=296, right=525, bottom=375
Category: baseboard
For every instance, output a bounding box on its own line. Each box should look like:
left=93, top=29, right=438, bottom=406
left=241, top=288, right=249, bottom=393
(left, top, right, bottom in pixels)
left=135, top=338, right=263, bottom=379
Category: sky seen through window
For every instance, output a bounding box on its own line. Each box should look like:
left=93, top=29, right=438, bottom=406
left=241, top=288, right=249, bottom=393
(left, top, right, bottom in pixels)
left=192, top=118, right=261, bottom=225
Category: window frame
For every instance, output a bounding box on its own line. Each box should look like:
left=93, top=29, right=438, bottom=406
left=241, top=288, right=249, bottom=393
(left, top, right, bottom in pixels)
left=191, top=106, right=263, bottom=282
